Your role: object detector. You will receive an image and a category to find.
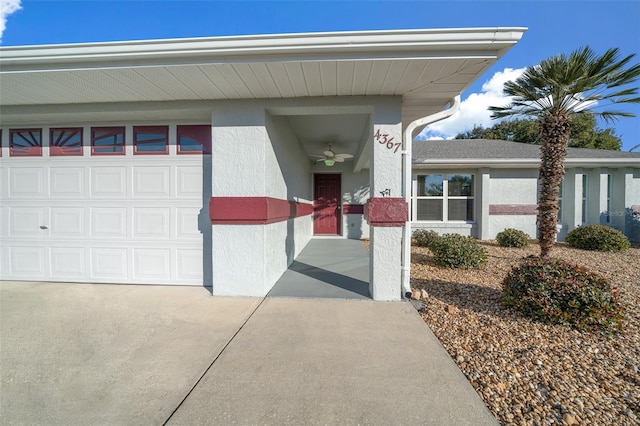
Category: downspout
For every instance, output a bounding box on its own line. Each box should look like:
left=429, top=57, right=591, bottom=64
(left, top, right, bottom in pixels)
left=401, top=95, right=461, bottom=298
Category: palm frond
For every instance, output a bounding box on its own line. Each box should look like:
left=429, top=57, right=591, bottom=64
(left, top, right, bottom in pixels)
left=489, top=46, right=640, bottom=121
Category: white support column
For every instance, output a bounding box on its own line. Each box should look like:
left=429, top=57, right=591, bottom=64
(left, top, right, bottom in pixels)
left=478, top=168, right=491, bottom=240
left=597, top=169, right=609, bottom=225
left=573, top=169, right=584, bottom=228
left=368, top=98, right=404, bottom=301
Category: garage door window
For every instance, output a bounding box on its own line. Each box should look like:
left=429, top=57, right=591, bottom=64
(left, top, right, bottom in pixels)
left=92, top=127, right=125, bottom=155
left=134, top=126, right=169, bottom=155
left=50, top=128, right=83, bottom=156
left=10, top=129, right=42, bottom=157
left=177, top=125, right=211, bottom=154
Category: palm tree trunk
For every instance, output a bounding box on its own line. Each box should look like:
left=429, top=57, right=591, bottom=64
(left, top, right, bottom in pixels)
left=538, top=111, right=572, bottom=257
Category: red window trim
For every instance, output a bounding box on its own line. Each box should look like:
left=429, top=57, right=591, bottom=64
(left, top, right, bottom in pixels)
left=133, top=125, right=169, bottom=155
left=50, top=127, right=83, bottom=156
left=10, top=128, right=42, bottom=157
left=177, top=125, right=211, bottom=155
left=91, top=126, right=126, bottom=156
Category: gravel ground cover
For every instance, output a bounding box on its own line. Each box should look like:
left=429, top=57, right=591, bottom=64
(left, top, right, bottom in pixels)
left=410, top=241, right=640, bottom=426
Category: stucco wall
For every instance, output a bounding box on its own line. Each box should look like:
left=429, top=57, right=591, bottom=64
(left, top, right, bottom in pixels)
left=265, top=113, right=313, bottom=281
left=211, top=101, right=313, bottom=296
left=624, top=168, right=640, bottom=242
left=487, top=169, right=538, bottom=239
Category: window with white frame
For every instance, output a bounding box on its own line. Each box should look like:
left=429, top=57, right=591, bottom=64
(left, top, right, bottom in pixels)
left=414, top=174, right=475, bottom=222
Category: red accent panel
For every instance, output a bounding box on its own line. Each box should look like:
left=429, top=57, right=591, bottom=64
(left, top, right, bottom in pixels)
left=489, top=204, right=538, bottom=215
left=364, top=197, right=408, bottom=227
left=210, top=197, right=313, bottom=224
left=343, top=204, right=364, bottom=214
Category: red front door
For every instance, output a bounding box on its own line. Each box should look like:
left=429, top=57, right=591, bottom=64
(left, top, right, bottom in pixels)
left=314, top=174, right=341, bottom=235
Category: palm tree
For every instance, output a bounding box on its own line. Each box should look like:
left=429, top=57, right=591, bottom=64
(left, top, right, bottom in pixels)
left=490, top=47, right=640, bottom=257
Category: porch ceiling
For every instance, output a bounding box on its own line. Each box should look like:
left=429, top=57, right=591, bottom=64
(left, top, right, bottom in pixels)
left=0, top=28, right=525, bottom=127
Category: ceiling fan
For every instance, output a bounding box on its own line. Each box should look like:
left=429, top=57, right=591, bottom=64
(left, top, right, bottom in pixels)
left=312, top=143, right=354, bottom=166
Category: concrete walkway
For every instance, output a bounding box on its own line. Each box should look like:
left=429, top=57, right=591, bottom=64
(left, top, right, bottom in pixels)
left=0, top=282, right=497, bottom=426
left=268, top=238, right=370, bottom=299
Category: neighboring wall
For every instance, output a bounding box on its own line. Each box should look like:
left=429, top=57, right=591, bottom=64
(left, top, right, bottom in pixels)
left=411, top=166, right=640, bottom=243
left=623, top=168, right=640, bottom=242
left=486, top=169, right=538, bottom=239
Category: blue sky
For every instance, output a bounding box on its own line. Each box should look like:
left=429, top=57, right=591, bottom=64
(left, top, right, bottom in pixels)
left=2, top=0, right=639, bottom=150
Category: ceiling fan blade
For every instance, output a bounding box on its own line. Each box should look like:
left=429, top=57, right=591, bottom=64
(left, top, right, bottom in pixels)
left=324, top=150, right=334, bottom=157
left=334, top=157, right=345, bottom=162
left=334, top=154, right=353, bottom=160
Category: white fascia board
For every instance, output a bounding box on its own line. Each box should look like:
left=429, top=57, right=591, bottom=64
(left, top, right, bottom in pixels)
left=412, top=158, right=640, bottom=169
left=0, top=27, right=526, bottom=72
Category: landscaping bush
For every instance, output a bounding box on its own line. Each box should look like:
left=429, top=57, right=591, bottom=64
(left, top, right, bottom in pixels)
left=496, top=228, right=530, bottom=248
left=429, top=234, right=487, bottom=269
left=565, top=224, right=630, bottom=252
left=413, top=229, right=440, bottom=248
left=502, top=256, right=624, bottom=332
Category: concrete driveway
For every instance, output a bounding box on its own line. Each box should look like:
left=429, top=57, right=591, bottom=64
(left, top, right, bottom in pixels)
left=0, top=281, right=496, bottom=425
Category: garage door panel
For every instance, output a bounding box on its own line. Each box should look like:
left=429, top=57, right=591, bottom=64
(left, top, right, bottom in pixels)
left=91, top=207, right=127, bottom=238
left=133, top=248, right=171, bottom=279
left=9, top=167, right=45, bottom=199
left=50, top=207, right=85, bottom=238
left=91, top=167, right=127, bottom=198
left=91, top=248, right=128, bottom=279
left=50, top=167, right=85, bottom=198
left=10, top=247, right=46, bottom=277
left=133, top=166, right=170, bottom=198
left=10, top=207, right=46, bottom=237
left=176, top=207, right=201, bottom=239
left=176, top=249, right=203, bottom=281
left=133, top=207, right=171, bottom=239
left=50, top=247, right=86, bottom=278
left=2, top=136, right=205, bottom=286
left=177, top=166, right=203, bottom=198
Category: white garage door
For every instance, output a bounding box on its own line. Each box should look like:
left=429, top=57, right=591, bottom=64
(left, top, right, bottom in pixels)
left=0, top=125, right=209, bottom=286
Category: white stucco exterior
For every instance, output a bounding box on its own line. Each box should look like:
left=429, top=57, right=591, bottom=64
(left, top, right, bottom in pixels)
left=0, top=28, right=527, bottom=300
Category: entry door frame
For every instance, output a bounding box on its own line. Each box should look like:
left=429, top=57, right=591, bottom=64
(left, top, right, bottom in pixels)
left=313, top=173, right=342, bottom=235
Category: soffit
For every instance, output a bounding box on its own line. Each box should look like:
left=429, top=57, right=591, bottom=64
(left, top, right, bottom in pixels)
left=0, top=28, right=526, bottom=126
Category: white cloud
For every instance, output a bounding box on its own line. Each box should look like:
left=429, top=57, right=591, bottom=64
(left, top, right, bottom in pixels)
left=0, top=0, right=22, bottom=42
left=417, top=67, right=526, bottom=140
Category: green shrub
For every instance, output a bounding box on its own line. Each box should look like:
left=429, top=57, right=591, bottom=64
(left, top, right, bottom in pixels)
left=502, top=257, right=624, bottom=332
left=565, top=224, right=630, bottom=252
left=496, top=228, right=530, bottom=248
left=413, top=229, right=440, bottom=248
left=429, top=234, right=487, bottom=269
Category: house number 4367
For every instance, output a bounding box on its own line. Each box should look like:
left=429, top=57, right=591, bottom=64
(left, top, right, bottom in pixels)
left=374, top=129, right=401, bottom=153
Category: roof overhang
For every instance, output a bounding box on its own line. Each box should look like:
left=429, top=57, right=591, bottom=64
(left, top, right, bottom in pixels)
left=0, top=28, right=526, bottom=127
